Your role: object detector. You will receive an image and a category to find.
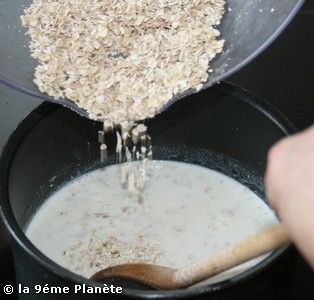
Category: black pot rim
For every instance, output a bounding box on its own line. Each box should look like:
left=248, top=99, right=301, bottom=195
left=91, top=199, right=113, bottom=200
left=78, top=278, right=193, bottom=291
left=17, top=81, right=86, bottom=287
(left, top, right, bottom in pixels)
left=0, top=82, right=297, bottom=298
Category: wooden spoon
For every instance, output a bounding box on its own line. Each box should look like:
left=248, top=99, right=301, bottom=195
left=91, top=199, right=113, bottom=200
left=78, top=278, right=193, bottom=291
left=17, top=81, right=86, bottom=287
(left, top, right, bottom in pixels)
left=90, top=223, right=290, bottom=290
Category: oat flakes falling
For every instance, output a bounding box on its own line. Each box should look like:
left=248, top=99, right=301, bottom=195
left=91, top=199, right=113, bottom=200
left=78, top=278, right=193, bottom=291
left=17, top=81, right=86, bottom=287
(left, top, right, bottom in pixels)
left=21, top=0, right=225, bottom=125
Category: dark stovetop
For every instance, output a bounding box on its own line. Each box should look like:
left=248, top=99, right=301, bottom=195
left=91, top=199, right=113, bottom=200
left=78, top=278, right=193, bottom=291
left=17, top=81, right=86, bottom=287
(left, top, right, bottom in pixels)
left=0, top=1, right=313, bottom=299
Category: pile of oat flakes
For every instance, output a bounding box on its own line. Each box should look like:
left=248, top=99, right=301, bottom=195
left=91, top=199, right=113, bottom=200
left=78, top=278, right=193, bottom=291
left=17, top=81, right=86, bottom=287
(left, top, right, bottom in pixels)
left=67, top=235, right=164, bottom=277
left=21, top=0, right=225, bottom=124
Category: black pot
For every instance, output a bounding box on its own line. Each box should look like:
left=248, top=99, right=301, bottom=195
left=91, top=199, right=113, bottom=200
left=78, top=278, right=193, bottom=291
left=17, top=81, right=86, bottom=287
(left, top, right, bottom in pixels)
left=0, top=82, right=297, bottom=299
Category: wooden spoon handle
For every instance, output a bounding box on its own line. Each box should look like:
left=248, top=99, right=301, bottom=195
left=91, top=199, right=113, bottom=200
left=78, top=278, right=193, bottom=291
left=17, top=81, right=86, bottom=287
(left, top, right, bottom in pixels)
left=173, top=223, right=290, bottom=288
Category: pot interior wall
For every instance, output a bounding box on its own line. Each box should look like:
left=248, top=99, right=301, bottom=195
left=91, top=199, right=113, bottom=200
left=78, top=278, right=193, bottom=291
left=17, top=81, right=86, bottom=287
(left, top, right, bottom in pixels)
left=6, top=82, right=293, bottom=229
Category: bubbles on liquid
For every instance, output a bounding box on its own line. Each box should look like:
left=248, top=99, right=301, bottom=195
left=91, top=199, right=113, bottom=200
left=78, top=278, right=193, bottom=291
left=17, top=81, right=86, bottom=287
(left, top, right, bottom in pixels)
left=220, top=209, right=234, bottom=220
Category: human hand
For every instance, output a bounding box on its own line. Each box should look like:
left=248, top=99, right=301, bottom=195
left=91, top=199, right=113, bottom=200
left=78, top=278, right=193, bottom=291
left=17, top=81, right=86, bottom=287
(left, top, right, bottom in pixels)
left=265, top=125, right=314, bottom=268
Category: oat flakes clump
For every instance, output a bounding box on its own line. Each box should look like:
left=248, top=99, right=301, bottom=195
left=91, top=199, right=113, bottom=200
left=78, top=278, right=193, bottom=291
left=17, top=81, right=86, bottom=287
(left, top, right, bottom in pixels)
left=21, top=0, right=225, bottom=124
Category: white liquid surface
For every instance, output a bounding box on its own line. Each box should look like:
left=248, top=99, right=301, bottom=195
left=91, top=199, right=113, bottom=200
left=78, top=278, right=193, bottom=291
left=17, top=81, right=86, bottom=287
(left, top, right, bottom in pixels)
left=26, top=160, right=278, bottom=286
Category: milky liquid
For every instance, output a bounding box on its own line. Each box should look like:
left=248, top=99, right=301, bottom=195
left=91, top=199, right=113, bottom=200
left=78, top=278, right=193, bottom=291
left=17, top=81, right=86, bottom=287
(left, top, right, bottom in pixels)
left=26, top=160, right=278, bottom=286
